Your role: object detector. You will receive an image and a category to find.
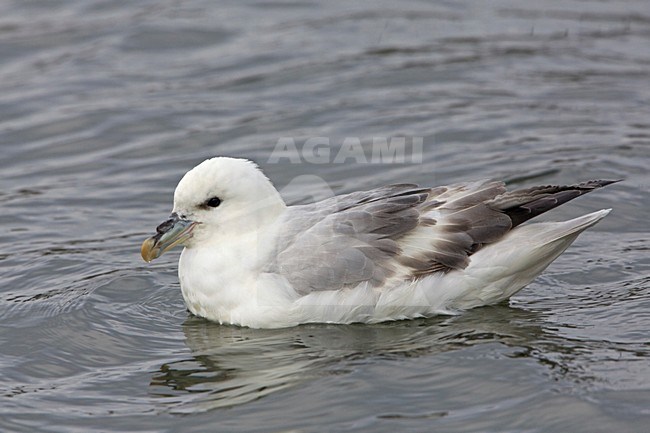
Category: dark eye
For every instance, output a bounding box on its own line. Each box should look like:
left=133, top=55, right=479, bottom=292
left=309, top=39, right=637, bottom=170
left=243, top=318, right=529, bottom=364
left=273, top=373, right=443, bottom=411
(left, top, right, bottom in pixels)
left=205, top=197, right=221, bottom=208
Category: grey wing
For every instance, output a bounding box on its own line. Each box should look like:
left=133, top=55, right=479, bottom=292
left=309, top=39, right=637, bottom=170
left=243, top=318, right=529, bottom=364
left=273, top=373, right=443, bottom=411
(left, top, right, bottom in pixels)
left=271, top=178, right=616, bottom=294
left=271, top=181, right=510, bottom=294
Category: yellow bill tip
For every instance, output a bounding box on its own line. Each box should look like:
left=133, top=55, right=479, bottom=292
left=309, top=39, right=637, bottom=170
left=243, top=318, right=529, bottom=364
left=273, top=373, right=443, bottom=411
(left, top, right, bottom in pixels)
left=141, top=237, right=159, bottom=263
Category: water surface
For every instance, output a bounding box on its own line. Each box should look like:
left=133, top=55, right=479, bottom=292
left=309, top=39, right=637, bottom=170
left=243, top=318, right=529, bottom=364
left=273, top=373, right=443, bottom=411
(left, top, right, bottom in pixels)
left=1, top=0, right=649, bottom=432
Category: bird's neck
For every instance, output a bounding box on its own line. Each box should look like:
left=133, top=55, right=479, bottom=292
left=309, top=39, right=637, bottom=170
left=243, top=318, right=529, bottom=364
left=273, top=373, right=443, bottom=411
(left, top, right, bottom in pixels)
left=178, top=224, right=281, bottom=323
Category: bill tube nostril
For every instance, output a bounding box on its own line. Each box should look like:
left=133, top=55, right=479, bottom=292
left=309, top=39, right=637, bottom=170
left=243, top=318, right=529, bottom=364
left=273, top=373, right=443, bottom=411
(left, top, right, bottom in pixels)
left=141, top=214, right=197, bottom=262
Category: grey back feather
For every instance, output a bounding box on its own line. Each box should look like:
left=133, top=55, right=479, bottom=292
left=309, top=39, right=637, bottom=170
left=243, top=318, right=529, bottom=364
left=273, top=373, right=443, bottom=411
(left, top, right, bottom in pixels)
left=268, top=181, right=511, bottom=294
left=267, top=179, right=616, bottom=294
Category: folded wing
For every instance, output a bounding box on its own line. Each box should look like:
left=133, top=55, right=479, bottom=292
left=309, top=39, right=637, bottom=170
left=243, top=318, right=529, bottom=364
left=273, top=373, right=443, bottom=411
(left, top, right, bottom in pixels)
left=270, top=179, right=617, bottom=294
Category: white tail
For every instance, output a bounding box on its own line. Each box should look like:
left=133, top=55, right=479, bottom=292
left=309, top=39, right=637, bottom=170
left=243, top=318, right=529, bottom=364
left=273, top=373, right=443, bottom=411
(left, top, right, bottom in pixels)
left=442, top=209, right=612, bottom=309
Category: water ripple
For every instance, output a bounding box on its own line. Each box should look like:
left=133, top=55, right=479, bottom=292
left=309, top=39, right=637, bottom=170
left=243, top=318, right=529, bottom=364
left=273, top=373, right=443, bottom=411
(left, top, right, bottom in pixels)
left=1, top=0, right=649, bottom=431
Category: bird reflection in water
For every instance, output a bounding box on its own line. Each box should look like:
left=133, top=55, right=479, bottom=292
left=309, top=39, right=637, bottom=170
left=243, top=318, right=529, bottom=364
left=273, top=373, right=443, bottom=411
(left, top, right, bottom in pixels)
left=149, top=305, right=594, bottom=413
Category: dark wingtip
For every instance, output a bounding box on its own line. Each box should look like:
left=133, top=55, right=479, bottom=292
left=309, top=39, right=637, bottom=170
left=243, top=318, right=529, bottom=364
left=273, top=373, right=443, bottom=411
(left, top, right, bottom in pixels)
left=577, top=179, right=623, bottom=189
left=503, top=178, right=621, bottom=228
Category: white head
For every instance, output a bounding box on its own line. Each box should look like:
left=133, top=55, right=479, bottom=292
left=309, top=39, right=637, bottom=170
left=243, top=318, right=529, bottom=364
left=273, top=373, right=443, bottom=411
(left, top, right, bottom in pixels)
left=141, top=157, right=286, bottom=261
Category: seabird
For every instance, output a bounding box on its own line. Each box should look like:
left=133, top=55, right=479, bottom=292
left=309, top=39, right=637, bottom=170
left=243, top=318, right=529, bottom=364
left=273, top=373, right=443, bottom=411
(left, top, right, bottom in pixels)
left=141, top=157, right=617, bottom=328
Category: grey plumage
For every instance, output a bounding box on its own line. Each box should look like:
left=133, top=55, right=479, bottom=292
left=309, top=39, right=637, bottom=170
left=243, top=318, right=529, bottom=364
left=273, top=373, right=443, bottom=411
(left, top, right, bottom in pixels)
left=268, top=179, right=618, bottom=294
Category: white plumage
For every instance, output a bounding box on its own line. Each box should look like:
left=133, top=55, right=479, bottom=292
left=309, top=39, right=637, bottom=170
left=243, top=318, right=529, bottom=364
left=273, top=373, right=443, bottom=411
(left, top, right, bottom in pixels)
left=141, top=157, right=615, bottom=329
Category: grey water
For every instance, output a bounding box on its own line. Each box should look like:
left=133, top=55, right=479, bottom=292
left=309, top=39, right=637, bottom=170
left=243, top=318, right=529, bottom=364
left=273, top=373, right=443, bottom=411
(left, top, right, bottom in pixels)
left=1, top=0, right=649, bottom=431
